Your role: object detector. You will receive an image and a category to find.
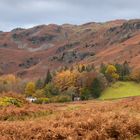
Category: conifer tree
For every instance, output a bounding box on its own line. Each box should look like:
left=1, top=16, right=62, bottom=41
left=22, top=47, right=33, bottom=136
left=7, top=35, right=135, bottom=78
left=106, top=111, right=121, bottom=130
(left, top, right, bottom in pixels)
left=91, top=78, right=102, bottom=98
left=44, top=69, right=52, bottom=86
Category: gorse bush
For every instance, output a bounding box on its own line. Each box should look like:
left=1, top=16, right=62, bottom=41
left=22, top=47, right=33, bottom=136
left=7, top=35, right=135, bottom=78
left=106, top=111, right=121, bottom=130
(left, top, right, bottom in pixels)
left=0, top=97, right=22, bottom=107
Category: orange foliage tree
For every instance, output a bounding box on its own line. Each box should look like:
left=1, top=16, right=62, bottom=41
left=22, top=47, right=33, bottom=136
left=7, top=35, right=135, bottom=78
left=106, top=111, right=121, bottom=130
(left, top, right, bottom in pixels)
left=130, top=69, right=140, bottom=82
left=53, top=70, right=80, bottom=92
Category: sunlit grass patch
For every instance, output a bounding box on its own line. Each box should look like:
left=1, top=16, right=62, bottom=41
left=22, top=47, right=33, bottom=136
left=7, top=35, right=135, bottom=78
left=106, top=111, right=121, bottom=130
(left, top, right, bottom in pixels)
left=66, top=105, right=81, bottom=111
left=100, top=81, right=140, bottom=100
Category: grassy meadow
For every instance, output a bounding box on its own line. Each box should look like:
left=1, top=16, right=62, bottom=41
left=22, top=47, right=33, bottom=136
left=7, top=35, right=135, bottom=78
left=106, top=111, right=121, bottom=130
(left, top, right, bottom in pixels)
left=100, top=81, right=140, bottom=100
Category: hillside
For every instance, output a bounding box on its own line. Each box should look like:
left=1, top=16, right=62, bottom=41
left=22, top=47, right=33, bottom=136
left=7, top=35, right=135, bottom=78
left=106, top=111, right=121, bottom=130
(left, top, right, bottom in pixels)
left=1, top=19, right=140, bottom=79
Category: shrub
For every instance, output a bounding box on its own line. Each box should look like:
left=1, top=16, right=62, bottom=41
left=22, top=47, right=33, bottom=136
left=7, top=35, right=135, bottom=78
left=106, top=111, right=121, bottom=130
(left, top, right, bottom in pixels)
left=80, top=87, right=90, bottom=100
left=50, top=95, right=71, bottom=103
left=44, top=83, right=59, bottom=97
left=0, top=97, right=22, bottom=107
left=0, top=92, right=27, bottom=103
left=34, top=98, right=50, bottom=104
left=35, top=89, right=45, bottom=98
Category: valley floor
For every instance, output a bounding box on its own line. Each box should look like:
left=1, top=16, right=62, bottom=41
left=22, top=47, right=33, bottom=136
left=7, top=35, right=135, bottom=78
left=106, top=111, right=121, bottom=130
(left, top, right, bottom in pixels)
left=0, top=97, right=140, bottom=140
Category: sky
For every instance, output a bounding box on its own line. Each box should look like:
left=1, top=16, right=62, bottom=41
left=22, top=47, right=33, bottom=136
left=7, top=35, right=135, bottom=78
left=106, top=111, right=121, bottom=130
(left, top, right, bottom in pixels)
left=0, top=0, right=140, bottom=31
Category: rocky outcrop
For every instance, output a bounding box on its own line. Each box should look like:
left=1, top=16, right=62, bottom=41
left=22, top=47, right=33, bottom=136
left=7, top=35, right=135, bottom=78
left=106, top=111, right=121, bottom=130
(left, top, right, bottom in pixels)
left=121, top=20, right=140, bottom=31
left=49, top=50, right=95, bottom=63
left=84, top=43, right=99, bottom=48
left=56, top=42, right=80, bottom=53
left=12, top=33, right=25, bottom=42
left=28, top=34, right=56, bottom=45
left=11, top=28, right=25, bottom=33
left=19, top=57, right=40, bottom=69
left=104, top=20, right=140, bottom=45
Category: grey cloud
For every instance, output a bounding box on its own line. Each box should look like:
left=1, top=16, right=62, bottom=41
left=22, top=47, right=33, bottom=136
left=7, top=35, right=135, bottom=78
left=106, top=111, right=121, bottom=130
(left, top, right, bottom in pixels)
left=0, top=0, right=140, bottom=31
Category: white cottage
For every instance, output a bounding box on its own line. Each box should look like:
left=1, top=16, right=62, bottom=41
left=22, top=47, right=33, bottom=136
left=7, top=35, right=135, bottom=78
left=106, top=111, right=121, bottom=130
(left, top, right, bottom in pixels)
left=26, top=97, right=37, bottom=103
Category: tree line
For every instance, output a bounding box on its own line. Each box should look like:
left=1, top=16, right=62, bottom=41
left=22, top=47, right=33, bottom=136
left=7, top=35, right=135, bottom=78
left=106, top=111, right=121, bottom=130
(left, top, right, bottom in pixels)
left=0, top=61, right=139, bottom=103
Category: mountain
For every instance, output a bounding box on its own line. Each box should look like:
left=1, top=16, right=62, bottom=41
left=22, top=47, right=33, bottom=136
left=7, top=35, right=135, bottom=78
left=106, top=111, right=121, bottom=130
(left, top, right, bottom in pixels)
left=1, top=19, right=140, bottom=79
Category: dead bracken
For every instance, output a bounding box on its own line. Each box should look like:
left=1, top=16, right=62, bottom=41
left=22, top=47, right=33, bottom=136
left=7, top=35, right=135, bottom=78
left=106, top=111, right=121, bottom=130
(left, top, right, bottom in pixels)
left=0, top=97, right=139, bottom=140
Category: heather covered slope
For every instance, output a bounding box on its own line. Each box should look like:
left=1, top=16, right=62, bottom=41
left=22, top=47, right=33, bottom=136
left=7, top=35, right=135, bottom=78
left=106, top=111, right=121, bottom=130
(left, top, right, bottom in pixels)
left=1, top=19, right=140, bottom=79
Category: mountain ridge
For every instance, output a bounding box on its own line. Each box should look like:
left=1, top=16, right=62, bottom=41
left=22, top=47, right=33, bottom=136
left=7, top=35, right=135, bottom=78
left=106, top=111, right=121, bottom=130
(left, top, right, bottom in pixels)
left=0, top=19, right=140, bottom=79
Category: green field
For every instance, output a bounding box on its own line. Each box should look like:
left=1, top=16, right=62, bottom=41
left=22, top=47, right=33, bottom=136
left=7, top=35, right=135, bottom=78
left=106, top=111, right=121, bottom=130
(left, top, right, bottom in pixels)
left=99, top=81, right=140, bottom=100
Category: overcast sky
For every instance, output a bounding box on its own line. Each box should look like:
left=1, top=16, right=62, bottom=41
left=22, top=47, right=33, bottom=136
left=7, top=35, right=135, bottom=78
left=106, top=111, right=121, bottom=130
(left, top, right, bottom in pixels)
left=0, top=0, right=140, bottom=31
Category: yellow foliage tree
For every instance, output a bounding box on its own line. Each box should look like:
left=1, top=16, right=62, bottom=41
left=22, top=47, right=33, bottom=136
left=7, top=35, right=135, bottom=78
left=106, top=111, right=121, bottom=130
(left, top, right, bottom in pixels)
left=25, top=82, right=36, bottom=97
left=0, top=74, right=20, bottom=92
left=0, top=74, right=18, bottom=84
left=106, top=65, right=117, bottom=74
left=112, top=73, right=119, bottom=80
left=105, top=64, right=119, bottom=80
left=53, top=70, right=80, bottom=92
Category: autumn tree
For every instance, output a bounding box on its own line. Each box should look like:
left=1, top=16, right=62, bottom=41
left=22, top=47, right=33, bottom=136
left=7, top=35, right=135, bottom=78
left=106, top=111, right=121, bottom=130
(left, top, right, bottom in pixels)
left=77, top=71, right=97, bottom=88
left=105, top=64, right=119, bottom=82
left=100, top=63, right=107, bottom=74
left=122, top=61, right=130, bottom=80
left=0, top=74, right=20, bottom=93
left=115, top=63, right=123, bottom=79
left=36, top=78, right=44, bottom=89
left=53, top=70, right=80, bottom=92
left=44, top=83, right=59, bottom=97
left=97, top=73, right=108, bottom=90
left=25, top=82, right=36, bottom=97
left=115, top=61, right=130, bottom=80
left=130, top=69, right=140, bottom=82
